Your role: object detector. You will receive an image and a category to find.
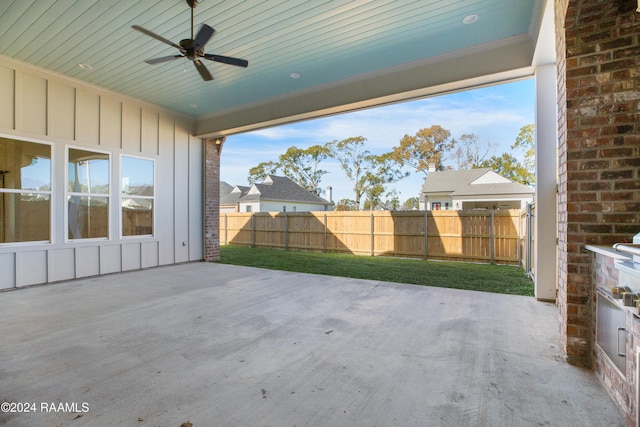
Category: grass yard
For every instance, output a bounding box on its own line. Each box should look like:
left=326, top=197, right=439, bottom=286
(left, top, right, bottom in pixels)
left=218, top=245, right=534, bottom=296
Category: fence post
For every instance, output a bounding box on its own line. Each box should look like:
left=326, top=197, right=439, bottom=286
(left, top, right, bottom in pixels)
left=423, top=210, right=428, bottom=260
left=224, top=214, right=227, bottom=245
left=251, top=213, right=255, bottom=247
left=526, top=203, right=533, bottom=276
left=517, top=210, right=522, bottom=268
left=370, top=213, right=374, bottom=256
left=324, top=213, right=327, bottom=253
left=489, top=211, right=495, bottom=265
left=285, top=213, right=289, bottom=250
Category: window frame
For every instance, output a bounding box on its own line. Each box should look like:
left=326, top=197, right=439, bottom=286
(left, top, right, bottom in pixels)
left=0, top=134, right=53, bottom=246
left=119, top=154, right=155, bottom=239
left=65, top=145, right=111, bottom=242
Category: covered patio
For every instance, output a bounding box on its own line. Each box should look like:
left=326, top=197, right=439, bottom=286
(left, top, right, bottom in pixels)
left=0, top=263, right=623, bottom=426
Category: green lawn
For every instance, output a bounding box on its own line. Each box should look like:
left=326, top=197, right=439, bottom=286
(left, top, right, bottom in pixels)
left=218, top=245, right=534, bottom=296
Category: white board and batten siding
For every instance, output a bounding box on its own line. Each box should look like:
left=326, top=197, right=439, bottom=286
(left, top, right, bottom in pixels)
left=0, top=57, right=203, bottom=289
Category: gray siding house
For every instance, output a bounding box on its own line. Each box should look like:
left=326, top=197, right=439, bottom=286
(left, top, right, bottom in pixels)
left=221, top=175, right=331, bottom=213
left=419, top=168, right=534, bottom=211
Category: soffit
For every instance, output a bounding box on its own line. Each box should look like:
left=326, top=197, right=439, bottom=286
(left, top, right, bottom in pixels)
left=0, top=0, right=544, bottom=137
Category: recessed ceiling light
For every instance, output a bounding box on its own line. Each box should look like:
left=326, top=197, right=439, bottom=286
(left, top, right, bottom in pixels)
left=188, top=103, right=198, bottom=108
left=463, top=14, right=478, bottom=24
left=78, top=63, right=93, bottom=70
left=290, top=72, right=301, bottom=79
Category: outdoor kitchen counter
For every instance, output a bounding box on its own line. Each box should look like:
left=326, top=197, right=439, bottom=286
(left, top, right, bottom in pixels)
left=586, top=244, right=639, bottom=285
left=587, top=244, right=640, bottom=425
left=586, top=244, right=633, bottom=261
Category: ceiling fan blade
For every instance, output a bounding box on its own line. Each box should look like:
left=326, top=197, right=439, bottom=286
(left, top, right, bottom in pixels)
left=132, top=25, right=184, bottom=51
left=145, top=55, right=184, bottom=64
left=193, top=24, right=215, bottom=51
left=193, top=59, right=213, bottom=81
left=203, top=54, right=248, bottom=68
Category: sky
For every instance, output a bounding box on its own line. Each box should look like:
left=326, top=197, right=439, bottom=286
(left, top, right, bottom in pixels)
left=221, top=78, right=535, bottom=205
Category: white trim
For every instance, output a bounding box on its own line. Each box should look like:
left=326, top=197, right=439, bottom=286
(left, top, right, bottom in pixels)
left=65, top=145, right=112, bottom=243
left=0, top=134, right=53, bottom=246
left=119, top=154, right=156, bottom=239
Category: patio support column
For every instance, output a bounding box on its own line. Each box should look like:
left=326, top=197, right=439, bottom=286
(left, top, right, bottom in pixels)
left=534, top=64, right=558, bottom=301
left=204, top=136, right=225, bottom=262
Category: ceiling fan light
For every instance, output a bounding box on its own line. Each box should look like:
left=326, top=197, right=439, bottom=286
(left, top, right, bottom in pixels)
left=78, top=63, right=93, bottom=70
left=290, top=72, right=301, bottom=79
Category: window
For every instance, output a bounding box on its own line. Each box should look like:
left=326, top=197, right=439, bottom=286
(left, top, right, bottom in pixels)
left=121, top=156, right=154, bottom=237
left=67, top=148, right=110, bottom=240
left=0, top=137, right=51, bottom=243
left=283, top=206, right=287, bottom=212
left=245, top=205, right=252, bottom=212
left=432, top=202, right=440, bottom=211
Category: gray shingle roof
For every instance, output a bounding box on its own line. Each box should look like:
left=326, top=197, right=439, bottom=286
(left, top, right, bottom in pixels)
left=240, top=175, right=329, bottom=205
left=220, top=181, right=234, bottom=196
left=220, top=184, right=250, bottom=205
left=420, top=169, right=492, bottom=193
left=421, top=169, right=533, bottom=196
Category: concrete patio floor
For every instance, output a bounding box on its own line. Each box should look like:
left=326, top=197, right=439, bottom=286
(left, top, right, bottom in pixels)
left=0, top=262, right=623, bottom=427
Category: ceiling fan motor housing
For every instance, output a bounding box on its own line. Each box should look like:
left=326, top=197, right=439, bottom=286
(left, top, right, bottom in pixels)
left=180, top=39, right=202, bottom=59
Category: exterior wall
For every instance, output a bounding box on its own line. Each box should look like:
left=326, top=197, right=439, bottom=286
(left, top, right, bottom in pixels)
left=0, top=57, right=203, bottom=288
left=239, top=202, right=259, bottom=213
left=422, top=193, right=452, bottom=211
left=454, top=195, right=533, bottom=211
left=556, top=0, right=640, bottom=366
left=241, top=200, right=328, bottom=212
left=423, top=195, right=532, bottom=211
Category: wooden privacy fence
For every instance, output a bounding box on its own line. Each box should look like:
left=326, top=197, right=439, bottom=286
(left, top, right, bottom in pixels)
left=221, top=210, right=524, bottom=265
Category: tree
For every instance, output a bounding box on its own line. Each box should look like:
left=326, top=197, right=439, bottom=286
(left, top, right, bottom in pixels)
left=328, top=137, right=406, bottom=210
left=382, top=189, right=401, bottom=211
left=248, top=161, right=279, bottom=184
left=452, top=133, right=494, bottom=169
left=480, top=153, right=533, bottom=185
left=391, top=125, right=454, bottom=174
left=403, top=197, right=419, bottom=210
left=512, top=124, right=535, bottom=182
left=363, top=182, right=386, bottom=210
left=278, top=145, right=330, bottom=196
left=335, top=199, right=357, bottom=211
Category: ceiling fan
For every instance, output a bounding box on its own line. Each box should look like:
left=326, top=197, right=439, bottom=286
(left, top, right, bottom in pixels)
left=132, top=0, right=248, bottom=81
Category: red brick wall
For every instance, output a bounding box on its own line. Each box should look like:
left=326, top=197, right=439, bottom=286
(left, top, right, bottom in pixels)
left=557, top=0, right=640, bottom=366
left=204, top=137, right=224, bottom=261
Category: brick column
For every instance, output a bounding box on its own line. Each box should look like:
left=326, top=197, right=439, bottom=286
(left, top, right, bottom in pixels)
left=204, top=137, right=225, bottom=261
left=556, top=0, right=640, bottom=367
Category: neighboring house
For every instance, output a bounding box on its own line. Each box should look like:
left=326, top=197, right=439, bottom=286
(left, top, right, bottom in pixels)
left=220, top=182, right=250, bottom=213
left=221, top=176, right=331, bottom=213
left=419, top=167, right=534, bottom=211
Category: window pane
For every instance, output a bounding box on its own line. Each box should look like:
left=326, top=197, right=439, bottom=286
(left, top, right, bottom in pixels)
left=122, top=198, right=153, bottom=236
left=68, top=196, right=109, bottom=239
left=0, top=138, right=51, bottom=191
left=68, top=149, right=109, bottom=194
left=122, top=157, right=154, bottom=196
left=0, top=193, right=50, bottom=243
